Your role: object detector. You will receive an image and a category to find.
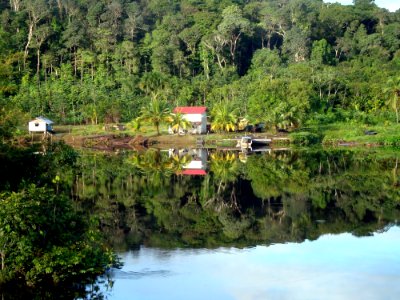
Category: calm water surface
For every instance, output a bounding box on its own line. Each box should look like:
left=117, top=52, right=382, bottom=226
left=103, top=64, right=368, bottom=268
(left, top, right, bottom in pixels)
left=79, top=147, right=400, bottom=300
left=105, top=226, right=400, bottom=300
left=4, top=147, right=400, bottom=299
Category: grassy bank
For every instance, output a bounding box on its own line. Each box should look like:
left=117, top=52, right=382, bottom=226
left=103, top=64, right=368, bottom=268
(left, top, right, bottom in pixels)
left=291, top=123, right=400, bottom=147
left=50, top=121, right=400, bottom=149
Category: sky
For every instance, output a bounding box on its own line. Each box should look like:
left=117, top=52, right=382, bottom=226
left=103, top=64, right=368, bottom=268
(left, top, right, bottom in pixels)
left=325, top=0, right=400, bottom=12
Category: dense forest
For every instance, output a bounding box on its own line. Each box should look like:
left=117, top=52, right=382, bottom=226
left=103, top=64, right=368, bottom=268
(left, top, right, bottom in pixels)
left=0, top=0, right=400, bottom=132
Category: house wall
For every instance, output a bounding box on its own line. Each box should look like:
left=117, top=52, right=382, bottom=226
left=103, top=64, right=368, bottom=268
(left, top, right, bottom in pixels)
left=29, top=121, right=47, bottom=132
left=183, top=113, right=207, bottom=134
left=200, top=113, right=207, bottom=133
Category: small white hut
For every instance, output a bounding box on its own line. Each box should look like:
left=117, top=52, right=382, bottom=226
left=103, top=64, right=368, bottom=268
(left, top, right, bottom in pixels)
left=28, top=116, right=54, bottom=133
left=172, top=106, right=207, bottom=134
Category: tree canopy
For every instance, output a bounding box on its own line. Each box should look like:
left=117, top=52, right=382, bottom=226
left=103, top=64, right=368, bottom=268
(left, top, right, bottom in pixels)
left=0, top=0, right=399, bottom=128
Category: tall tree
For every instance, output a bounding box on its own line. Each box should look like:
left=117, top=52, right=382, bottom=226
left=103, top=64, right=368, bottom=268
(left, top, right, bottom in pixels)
left=217, top=5, right=251, bottom=65
left=23, top=0, right=50, bottom=67
left=383, top=76, right=400, bottom=123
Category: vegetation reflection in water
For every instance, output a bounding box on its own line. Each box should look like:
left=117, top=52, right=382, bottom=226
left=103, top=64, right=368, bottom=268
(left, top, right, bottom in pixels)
left=72, top=147, right=400, bottom=253
left=3, top=145, right=399, bottom=299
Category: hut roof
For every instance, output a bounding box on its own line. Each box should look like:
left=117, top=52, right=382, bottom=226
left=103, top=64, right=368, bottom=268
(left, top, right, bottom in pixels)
left=173, top=107, right=206, bottom=114
left=30, top=116, right=54, bottom=124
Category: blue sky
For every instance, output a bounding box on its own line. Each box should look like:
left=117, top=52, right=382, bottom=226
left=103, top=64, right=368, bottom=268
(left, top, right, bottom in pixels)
left=325, top=0, right=400, bottom=12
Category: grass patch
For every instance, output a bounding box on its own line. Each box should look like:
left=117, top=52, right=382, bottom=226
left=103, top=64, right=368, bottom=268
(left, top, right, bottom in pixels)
left=290, top=131, right=322, bottom=146
left=54, top=125, right=105, bottom=136
left=53, top=121, right=400, bottom=148
left=304, top=122, right=400, bottom=146
left=54, top=123, right=171, bottom=138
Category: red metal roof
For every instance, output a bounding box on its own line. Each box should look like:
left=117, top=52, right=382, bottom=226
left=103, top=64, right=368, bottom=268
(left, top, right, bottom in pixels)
left=177, top=169, right=207, bottom=176
left=173, top=106, right=207, bottom=114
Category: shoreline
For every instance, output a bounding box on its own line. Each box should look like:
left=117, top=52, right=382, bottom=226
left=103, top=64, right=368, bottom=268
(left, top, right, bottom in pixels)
left=14, top=122, right=400, bottom=150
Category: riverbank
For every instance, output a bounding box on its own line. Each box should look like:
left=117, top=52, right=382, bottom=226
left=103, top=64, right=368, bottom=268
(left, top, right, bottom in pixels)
left=52, top=124, right=288, bottom=149
left=292, top=123, right=400, bottom=147
left=37, top=122, right=400, bottom=150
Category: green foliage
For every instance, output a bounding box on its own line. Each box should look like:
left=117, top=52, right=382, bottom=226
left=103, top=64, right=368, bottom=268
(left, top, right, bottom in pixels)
left=291, top=131, right=322, bottom=145
left=0, top=185, right=118, bottom=286
left=135, top=98, right=171, bottom=135
left=210, top=101, right=238, bottom=132
left=383, top=76, right=400, bottom=123
left=0, top=143, right=120, bottom=294
left=0, top=0, right=397, bottom=128
left=311, top=39, right=334, bottom=65
left=168, top=112, right=192, bottom=134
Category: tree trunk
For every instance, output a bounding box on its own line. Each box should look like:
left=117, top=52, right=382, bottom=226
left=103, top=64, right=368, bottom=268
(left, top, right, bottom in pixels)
left=37, top=48, right=40, bottom=76
left=1, top=250, right=5, bottom=270
left=215, top=54, right=224, bottom=69
left=81, top=53, right=84, bottom=84
left=10, top=0, right=21, bottom=12
left=57, top=0, right=63, bottom=19
left=24, top=23, right=34, bottom=68
left=74, top=48, right=77, bottom=77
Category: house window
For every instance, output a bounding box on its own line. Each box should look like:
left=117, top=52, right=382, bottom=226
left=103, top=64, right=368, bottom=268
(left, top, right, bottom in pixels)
left=35, top=123, right=39, bottom=127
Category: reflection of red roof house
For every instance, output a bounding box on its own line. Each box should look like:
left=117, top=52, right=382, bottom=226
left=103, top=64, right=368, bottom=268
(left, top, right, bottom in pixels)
left=178, top=169, right=207, bottom=176
left=173, top=106, right=207, bottom=114
left=171, top=148, right=208, bottom=176
left=171, top=107, right=207, bottom=134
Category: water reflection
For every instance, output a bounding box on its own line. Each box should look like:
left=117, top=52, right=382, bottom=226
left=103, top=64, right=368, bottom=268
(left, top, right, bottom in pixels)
left=168, top=148, right=208, bottom=175
left=108, top=227, right=400, bottom=300
left=72, top=147, right=400, bottom=251
left=111, top=269, right=172, bottom=280
left=4, top=146, right=398, bottom=299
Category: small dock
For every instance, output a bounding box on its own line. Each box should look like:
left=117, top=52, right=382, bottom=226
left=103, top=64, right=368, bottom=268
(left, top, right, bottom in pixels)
left=216, top=136, right=290, bottom=150
left=236, top=136, right=272, bottom=149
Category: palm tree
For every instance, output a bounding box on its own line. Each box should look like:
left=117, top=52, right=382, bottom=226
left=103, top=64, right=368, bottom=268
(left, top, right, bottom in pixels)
left=210, top=102, right=237, bottom=132
left=168, top=113, right=192, bottom=134
left=265, top=102, right=300, bottom=131
left=136, top=98, right=171, bottom=135
left=383, top=77, right=400, bottom=123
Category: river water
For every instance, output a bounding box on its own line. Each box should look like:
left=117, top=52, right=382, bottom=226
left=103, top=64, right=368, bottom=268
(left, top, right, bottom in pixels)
left=3, top=146, right=400, bottom=299
left=105, top=227, right=400, bottom=300
left=80, top=147, right=400, bottom=300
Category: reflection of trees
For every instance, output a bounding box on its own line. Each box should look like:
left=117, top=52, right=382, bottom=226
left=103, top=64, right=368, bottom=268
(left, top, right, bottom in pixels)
left=168, top=152, right=192, bottom=173
left=0, top=143, right=118, bottom=297
left=244, top=151, right=309, bottom=200
left=71, top=148, right=400, bottom=251
left=205, top=151, right=241, bottom=212
left=130, top=149, right=174, bottom=188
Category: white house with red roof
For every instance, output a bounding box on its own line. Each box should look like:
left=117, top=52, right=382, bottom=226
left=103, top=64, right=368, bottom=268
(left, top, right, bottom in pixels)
left=172, top=106, right=207, bottom=134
